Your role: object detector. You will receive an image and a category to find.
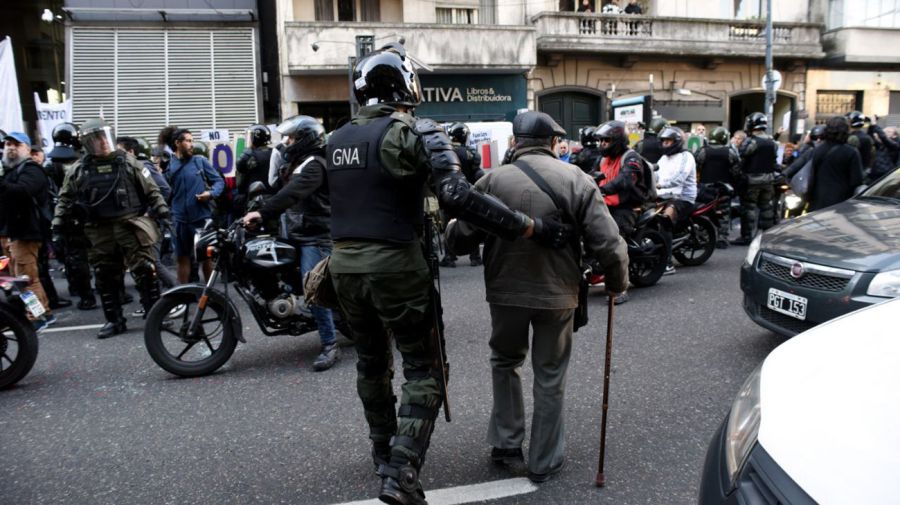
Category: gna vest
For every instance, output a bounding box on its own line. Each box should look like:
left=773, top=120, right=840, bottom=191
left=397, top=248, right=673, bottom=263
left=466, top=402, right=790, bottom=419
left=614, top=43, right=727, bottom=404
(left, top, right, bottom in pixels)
left=637, top=136, right=663, bottom=164
left=78, top=154, right=144, bottom=221
left=326, top=115, right=425, bottom=242
left=700, top=146, right=733, bottom=184
left=744, top=136, right=777, bottom=175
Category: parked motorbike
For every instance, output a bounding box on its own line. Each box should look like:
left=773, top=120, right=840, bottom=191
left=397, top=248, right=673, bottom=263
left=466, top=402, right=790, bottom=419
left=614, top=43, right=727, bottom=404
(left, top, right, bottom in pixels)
left=143, top=219, right=350, bottom=378
left=0, top=257, right=40, bottom=389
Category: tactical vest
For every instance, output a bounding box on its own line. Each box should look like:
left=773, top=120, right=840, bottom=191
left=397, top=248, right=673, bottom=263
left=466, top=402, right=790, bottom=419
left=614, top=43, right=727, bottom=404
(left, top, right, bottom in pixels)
left=744, top=136, right=776, bottom=175
left=326, top=115, right=425, bottom=242
left=638, top=136, right=663, bottom=163
left=78, top=154, right=144, bottom=221
left=700, top=146, right=732, bottom=184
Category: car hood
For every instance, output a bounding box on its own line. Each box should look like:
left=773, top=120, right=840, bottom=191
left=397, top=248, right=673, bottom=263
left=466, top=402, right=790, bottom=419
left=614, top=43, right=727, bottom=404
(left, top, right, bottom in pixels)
left=761, top=199, right=900, bottom=272
left=758, top=298, right=900, bottom=505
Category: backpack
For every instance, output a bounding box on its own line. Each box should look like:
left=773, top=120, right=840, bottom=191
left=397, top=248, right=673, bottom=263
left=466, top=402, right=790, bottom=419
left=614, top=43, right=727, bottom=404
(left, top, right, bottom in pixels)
left=622, top=150, right=658, bottom=203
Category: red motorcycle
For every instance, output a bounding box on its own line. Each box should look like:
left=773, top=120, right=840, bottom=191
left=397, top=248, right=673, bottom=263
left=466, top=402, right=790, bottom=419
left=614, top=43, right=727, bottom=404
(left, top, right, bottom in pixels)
left=665, top=182, right=734, bottom=266
left=0, top=257, right=40, bottom=389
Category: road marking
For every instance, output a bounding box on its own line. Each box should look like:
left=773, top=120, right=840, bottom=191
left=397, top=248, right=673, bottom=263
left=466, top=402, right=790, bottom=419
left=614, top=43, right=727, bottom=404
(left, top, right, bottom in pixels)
left=42, top=324, right=105, bottom=333
left=332, top=477, right=538, bottom=505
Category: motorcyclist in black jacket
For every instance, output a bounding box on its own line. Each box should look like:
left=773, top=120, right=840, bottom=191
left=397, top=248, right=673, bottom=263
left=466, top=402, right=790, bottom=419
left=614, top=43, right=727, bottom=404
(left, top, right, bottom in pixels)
left=235, top=124, right=274, bottom=214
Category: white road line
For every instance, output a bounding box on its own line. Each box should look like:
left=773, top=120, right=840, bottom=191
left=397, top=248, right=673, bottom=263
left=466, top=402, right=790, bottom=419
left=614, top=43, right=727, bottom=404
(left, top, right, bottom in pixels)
left=333, top=477, right=538, bottom=505
left=41, top=324, right=105, bottom=333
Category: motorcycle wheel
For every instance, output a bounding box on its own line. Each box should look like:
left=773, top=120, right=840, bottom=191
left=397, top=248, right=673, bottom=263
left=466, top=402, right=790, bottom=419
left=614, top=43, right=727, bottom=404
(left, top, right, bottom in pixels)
left=0, top=304, right=39, bottom=389
left=629, top=229, right=668, bottom=288
left=144, top=292, right=237, bottom=378
left=674, top=217, right=717, bottom=266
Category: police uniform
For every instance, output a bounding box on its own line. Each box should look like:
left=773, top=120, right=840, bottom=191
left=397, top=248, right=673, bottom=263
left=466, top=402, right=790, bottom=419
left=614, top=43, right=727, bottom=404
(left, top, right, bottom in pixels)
left=54, top=149, right=169, bottom=338
left=635, top=135, right=664, bottom=163
left=236, top=146, right=273, bottom=211
left=735, top=132, right=777, bottom=243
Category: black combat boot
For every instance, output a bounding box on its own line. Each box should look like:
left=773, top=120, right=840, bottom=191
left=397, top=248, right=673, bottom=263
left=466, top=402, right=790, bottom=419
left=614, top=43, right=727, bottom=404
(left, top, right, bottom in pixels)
left=97, top=289, right=127, bottom=339
left=378, top=466, right=427, bottom=505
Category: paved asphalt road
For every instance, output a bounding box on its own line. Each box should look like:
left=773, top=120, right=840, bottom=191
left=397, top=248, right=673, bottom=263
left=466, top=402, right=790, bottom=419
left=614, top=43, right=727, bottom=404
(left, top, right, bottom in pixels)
left=1, top=245, right=787, bottom=505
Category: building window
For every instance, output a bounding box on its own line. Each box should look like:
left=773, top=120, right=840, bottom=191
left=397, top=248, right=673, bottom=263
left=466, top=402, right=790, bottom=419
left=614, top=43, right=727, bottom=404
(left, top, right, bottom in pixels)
left=828, top=0, right=900, bottom=29
left=816, top=90, right=863, bottom=123
left=479, top=0, right=496, bottom=24
left=436, top=7, right=478, bottom=24
left=315, top=0, right=334, bottom=21
left=316, top=0, right=380, bottom=21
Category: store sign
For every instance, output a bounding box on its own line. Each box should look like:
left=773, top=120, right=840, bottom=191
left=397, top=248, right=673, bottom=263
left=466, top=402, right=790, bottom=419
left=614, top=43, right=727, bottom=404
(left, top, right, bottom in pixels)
left=417, top=74, right=526, bottom=122
left=614, top=104, right=644, bottom=123
left=611, top=95, right=652, bottom=126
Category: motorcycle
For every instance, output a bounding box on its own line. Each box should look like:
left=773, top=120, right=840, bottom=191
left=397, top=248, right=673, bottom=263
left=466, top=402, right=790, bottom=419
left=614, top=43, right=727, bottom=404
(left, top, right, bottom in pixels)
left=143, top=219, right=350, bottom=378
left=0, top=257, right=40, bottom=389
left=662, top=194, right=720, bottom=267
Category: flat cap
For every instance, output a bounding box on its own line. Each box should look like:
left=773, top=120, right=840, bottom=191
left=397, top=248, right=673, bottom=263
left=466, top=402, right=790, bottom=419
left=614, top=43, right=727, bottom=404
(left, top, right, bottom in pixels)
left=513, top=111, right=567, bottom=139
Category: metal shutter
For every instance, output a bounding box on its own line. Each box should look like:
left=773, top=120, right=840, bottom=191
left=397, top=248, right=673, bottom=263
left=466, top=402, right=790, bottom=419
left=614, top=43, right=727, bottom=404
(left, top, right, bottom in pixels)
left=70, top=26, right=258, bottom=142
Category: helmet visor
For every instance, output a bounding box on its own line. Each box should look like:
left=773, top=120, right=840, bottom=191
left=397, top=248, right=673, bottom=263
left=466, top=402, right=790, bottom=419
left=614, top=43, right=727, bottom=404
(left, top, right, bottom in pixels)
left=82, top=126, right=115, bottom=157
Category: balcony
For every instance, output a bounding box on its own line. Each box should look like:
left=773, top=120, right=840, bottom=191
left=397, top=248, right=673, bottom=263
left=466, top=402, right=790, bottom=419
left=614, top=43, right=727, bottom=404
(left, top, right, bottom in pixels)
left=284, top=22, right=536, bottom=74
left=532, top=13, right=824, bottom=61
left=822, top=27, right=900, bottom=65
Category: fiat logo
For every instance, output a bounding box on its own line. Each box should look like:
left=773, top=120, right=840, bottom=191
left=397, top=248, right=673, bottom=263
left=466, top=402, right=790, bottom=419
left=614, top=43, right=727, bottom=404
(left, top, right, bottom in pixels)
left=790, top=262, right=805, bottom=279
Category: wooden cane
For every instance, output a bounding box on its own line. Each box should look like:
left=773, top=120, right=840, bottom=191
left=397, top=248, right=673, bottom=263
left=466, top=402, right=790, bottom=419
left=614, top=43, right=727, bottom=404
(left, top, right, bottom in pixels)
left=595, top=294, right=616, bottom=487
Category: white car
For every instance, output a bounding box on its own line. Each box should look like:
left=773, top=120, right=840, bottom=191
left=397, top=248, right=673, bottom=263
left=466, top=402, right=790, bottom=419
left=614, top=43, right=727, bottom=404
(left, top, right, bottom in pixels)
left=698, top=297, right=900, bottom=504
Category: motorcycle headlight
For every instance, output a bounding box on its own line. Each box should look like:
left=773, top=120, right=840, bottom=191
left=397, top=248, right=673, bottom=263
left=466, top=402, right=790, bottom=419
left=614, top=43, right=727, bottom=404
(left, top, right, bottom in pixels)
left=867, top=269, right=900, bottom=298
left=744, top=234, right=762, bottom=266
left=725, top=365, right=762, bottom=488
left=785, top=194, right=803, bottom=210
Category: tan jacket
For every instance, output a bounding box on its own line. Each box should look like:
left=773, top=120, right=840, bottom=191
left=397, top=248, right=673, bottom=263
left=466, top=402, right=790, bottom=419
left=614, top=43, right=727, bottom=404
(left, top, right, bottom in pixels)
left=447, top=146, right=628, bottom=309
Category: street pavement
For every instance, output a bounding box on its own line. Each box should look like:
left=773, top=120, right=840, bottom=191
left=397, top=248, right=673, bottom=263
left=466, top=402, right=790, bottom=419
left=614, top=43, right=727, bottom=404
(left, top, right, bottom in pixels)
left=1, top=244, right=787, bottom=505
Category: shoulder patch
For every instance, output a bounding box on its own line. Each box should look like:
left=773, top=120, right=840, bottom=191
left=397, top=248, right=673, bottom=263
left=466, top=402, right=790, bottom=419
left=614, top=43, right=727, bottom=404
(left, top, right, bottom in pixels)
left=141, top=166, right=152, bottom=179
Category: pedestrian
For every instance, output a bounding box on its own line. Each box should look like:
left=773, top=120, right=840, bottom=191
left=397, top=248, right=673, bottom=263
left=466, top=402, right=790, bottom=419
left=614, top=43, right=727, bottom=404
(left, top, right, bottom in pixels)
left=30, top=145, right=47, bottom=167
left=806, top=116, right=865, bottom=212
left=732, top=113, right=777, bottom=245
left=577, top=0, right=593, bottom=13
left=624, top=0, right=642, bottom=14
left=48, top=122, right=97, bottom=310
left=235, top=124, right=273, bottom=214
left=326, top=43, right=571, bottom=505
left=445, top=110, right=629, bottom=483
left=557, top=139, right=571, bottom=163
left=53, top=118, right=170, bottom=339
left=29, top=143, right=72, bottom=312
left=0, top=131, right=56, bottom=330
left=161, top=126, right=224, bottom=284
left=241, top=115, right=340, bottom=371
left=868, top=122, right=899, bottom=182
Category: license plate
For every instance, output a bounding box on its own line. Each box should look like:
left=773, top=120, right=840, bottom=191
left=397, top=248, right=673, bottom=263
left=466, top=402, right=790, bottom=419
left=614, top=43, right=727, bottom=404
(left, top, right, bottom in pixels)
left=20, top=291, right=46, bottom=318
left=767, top=288, right=807, bottom=320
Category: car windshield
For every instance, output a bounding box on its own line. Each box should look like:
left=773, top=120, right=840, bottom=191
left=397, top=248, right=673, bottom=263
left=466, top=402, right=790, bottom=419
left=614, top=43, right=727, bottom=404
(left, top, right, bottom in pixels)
left=861, top=167, right=900, bottom=200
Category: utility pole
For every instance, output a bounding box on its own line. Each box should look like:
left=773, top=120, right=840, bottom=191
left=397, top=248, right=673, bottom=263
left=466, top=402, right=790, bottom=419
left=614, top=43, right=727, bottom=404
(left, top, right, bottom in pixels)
left=764, top=0, right=774, bottom=133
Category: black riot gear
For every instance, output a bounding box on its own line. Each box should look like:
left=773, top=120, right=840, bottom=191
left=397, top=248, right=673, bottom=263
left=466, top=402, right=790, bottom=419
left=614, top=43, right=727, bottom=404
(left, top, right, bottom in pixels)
left=277, top=115, right=327, bottom=166
left=49, top=122, right=82, bottom=160
left=595, top=121, right=628, bottom=158
left=248, top=124, right=271, bottom=147
left=810, top=125, right=825, bottom=141
left=579, top=126, right=598, bottom=147
left=77, top=153, right=146, bottom=221
left=659, top=126, right=685, bottom=156
left=646, top=117, right=669, bottom=136
left=846, top=111, right=866, bottom=128
left=447, top=122, right=470, bottom=144
left=80, top=118, right=116, bottom=157
left=710, top=127, right=730, bottom=146
left=745, top=112, right=768, bottom=133
left=352, top=43, right=422, bottom=107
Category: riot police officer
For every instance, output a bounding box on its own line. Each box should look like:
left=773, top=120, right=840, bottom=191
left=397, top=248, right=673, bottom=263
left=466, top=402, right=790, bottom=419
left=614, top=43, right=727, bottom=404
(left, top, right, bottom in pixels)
left=635, top=116, right=668, bottom=163
left=846, top=111, right=875, bottom=173
left=732, top=112, right=777, bottom=245
left=47, top=122, right=97, bottom=310
left=236, top=124, right=273, bottom=212
left=440, top=122, right=484, bottom=267
left=572, top=126, right=602, bottom=175
left=53, top=118, right=170, bottom=339
left=326, top=43, right=571, bottom=505
left=696, top=126, right=741, bottom=247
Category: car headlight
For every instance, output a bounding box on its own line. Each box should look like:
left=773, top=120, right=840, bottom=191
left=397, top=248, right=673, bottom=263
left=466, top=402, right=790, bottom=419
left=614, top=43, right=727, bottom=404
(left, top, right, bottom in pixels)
left=725, top=364, right=762, bottom=487
left=744, top=234, right=762, bottom=266
left=867, top=269, right=900, bottom=298
left=785, top=194, right=803, bottom=210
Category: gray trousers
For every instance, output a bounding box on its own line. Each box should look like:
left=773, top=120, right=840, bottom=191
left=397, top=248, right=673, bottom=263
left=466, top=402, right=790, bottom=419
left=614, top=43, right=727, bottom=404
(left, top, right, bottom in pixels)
left=487, top=304, right=574, bottom=474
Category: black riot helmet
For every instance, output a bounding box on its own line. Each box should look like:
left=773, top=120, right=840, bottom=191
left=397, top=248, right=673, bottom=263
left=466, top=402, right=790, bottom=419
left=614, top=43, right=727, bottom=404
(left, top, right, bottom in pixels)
left=646, top=117, right=669, bottom=136
left=809, top=124, right=826, bottom=142
left=352, top=43, right=421, bottom=108
left=48, top=122, right=82, bottom=160
left=846, top=110, right=866, bottom=128
left=276, top=115, right=326, bottom=165
left=447, top=122, right=470, bottom=144
left=710, top=126, right=730, bottom=146
left=579, top=126, right=597, bottom=147
left=745, top=112, right=768, bottom=133
left=594, top=121, right=628, bottom=158
left=659, top=126, right=685, bottom=156
left=135, top=137, right=152, bottom=160
left=248, top=124, right=271, bottom=147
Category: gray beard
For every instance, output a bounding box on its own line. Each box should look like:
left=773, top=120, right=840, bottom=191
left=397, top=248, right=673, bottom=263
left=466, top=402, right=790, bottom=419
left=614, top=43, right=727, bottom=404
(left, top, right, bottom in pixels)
left=1, top=153, right=19, bottom=168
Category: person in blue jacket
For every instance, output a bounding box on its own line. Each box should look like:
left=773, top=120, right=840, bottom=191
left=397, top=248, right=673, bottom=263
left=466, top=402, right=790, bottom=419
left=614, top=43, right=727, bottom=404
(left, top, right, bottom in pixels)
left=160, top=127, right=224, bottom=284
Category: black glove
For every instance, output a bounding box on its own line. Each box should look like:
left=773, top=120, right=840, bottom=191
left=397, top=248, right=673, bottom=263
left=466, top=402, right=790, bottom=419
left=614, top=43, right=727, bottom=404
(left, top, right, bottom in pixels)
left=51, top=226, right=64, bottom=251
left=531, top=211, right=573, bottom=249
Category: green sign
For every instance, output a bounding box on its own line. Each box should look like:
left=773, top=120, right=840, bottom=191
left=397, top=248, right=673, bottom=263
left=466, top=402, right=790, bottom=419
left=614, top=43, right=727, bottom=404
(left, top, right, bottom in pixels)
left=416, top=74, right=526, bottom=122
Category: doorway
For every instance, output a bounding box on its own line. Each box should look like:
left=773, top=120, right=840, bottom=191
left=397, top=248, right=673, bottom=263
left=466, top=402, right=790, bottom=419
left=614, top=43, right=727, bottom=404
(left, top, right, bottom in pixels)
left=729, top=92, right=796, bottom=137
left=297, top=101, right=352, bottom=132
left=538, top=90, right=604, bottom=141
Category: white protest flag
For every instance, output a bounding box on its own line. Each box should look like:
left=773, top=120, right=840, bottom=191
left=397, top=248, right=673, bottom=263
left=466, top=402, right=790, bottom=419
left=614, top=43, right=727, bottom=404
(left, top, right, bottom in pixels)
left=34, top=92, right=73, bottom=152
left=0, top=36, right=24, bottom=133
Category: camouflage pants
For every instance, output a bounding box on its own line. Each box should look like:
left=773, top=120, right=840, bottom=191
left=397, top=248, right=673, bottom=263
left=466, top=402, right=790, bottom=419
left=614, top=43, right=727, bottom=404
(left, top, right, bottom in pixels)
left=739, top=184, right=775, bottom=240
left=331, top=268, right=442, bottom=470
